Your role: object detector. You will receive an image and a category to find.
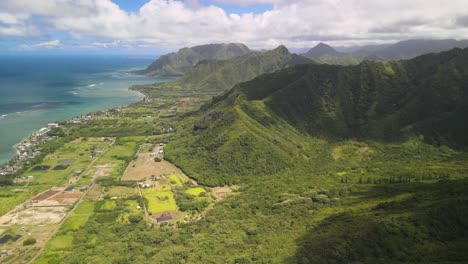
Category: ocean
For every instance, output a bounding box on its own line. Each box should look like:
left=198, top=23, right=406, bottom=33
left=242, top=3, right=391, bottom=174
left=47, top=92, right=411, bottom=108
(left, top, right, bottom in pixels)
left=0, top=55, right=168, bottom=165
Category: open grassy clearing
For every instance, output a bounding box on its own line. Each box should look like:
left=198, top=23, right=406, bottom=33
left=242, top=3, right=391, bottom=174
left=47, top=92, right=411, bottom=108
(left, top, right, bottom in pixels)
left=59, top=201, right=94, bottom=232
left=184, top=187, right=207, bottom=196
left=142, top=186, right=178, bottom=214
left=104, top=186, right=137, bottom=197
left=122, top=153, right=181, bottom=181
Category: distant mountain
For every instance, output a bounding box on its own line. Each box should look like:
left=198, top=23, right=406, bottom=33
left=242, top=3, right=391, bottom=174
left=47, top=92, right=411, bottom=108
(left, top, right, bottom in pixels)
left=178, top=45, right=313, bottom=93
left=302, top=43, right=362, bottom=65
left=368, top=39, right=468, bottom=60
left=134, top=45, right=314, bottom=97
left=302, top=39, right=468, bottom=66
left=134, top=43, right=251, bottom=76
left=303, top=42, right=340, bottom=58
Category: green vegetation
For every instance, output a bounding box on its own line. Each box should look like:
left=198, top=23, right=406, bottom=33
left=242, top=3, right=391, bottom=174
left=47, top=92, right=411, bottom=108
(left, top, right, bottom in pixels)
left=35, top=197, right=144, bottom=264
left=0, top=138, right=111, bottom=215
left=142, top=187, right=178, bottom=213
left=4, top=46, right=468, bottom=263
left=134, top=43, right=251, bottom=76
left=132, top=45, right=313, bottom=98
left=22, top=238, right=36, bottom=246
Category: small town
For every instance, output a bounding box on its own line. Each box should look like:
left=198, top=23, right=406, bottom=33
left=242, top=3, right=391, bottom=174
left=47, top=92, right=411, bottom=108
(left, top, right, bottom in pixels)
left=0, top=123, right=60, bottom=176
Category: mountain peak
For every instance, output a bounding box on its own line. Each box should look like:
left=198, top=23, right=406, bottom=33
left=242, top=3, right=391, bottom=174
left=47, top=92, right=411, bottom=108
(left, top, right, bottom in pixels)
left=135, top=43, right=251, bottom=76
left=273, top=45, right=290, bottom=55
left=304, top=42, right=340, bottom=58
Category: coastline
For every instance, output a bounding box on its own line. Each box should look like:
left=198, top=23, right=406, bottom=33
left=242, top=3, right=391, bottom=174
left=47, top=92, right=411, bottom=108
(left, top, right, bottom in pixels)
left=0, top=85, right=149, bottom=169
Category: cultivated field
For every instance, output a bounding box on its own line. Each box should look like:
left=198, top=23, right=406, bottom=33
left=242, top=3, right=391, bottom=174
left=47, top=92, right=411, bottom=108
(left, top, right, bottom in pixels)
left=142, top=186, right=178, bottom=214
left=122, top=153, right=181, bottom=181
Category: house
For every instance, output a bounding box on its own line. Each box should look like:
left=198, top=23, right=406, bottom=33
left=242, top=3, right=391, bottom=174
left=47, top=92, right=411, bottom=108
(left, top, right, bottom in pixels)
left=35, top=127, right=50, bottom=137
left=138, top=182, right=152, bottom=189
left=47, top=123, right=59, bottom=129
left=156, top=213, right=173, bottom=223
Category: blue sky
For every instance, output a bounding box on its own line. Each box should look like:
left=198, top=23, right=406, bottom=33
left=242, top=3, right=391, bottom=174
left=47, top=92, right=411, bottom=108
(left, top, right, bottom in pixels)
left=0, top=0, right=467, bottom=55
left=112, top=0, right=272, bottom=14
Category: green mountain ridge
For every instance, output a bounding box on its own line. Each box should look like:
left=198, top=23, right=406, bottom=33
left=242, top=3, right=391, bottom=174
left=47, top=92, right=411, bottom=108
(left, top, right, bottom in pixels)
left=166, top=47, right=468, bottom=185
left=156, top=47, right=468, bottom=263
left=134, top=43, right=251, bottom=76
left=132, top=45, right=314, bottom=98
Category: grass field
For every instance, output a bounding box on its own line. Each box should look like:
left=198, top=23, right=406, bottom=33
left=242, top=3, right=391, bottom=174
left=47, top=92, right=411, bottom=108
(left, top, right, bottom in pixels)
left=105, top=186, right=136, bottom=197
left=184, top=187, right=207, bottom=196
left=60, top=201, right=94, bottom=232
left=142, top=186, right=178, bottom=213
left=168, top=174, right=185, bottom=186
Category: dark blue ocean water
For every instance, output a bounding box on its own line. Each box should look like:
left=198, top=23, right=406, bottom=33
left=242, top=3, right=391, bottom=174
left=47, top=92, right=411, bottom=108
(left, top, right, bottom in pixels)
left=0, top=55, right=167, bottom=165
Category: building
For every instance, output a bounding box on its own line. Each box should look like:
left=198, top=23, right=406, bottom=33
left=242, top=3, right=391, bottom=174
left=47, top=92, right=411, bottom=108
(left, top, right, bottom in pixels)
left=156, top=213, right=173, bottom=223
left=47, top=123, right=59, bottom=129
left=35, top=127, right=50, bottom=137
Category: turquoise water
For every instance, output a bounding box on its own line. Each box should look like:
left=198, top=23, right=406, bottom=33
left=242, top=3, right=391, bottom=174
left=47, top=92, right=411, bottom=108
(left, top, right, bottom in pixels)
left=0, top=55, right=166, bottom=165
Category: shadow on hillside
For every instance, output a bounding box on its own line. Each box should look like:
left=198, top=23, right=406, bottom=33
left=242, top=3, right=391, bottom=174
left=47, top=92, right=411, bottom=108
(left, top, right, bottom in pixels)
left=286, top=179, right=468, bottom=264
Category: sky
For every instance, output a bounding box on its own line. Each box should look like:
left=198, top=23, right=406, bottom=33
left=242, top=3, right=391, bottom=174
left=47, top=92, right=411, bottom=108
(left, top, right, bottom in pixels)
left=1, top=0, right=468, bottom=55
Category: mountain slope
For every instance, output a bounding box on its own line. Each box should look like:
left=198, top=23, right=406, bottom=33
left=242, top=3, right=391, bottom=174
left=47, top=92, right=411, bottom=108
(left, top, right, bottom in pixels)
left=133, top=45, right=314, bottom=97
left=134, top=43, right=251, bottom=76
left=166, top=47, right=468, bottom=185
left=178, top=45, right=313, bottom=93
left=233, top=47, right=468, bottom=144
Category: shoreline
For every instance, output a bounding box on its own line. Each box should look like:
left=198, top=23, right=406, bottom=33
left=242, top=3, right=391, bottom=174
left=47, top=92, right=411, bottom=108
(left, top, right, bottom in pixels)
left=0, top=85, right=149, bottom=169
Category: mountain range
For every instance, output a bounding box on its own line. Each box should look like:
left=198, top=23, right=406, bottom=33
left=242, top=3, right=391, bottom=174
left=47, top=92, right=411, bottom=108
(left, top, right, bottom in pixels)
left=134, top=39, right=468, bottom=77
left=302, top=39, right=468, bottom=65
left=166, top=47, right=468, bottom=185
left=133, top=45, right=313, bottom=97
left=133, top=43, right=251, bottom=76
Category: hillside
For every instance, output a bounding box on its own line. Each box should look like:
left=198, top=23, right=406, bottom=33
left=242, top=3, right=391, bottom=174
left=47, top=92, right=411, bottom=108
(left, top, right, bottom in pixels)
left=132, top=45, right=314, bottom=97
left=166, top=47, right=468, bottom=185
left=133, top=43, right=251, bottom=76
left=150, top=47, right=468, bottom=263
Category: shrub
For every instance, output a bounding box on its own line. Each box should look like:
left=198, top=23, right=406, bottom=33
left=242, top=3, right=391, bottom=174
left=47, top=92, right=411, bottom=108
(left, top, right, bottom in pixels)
left=23, top=238, right=36, bottom=246
left=154, top=157, right=162, bottom=162
left=128, top=214, right=143, bottom=224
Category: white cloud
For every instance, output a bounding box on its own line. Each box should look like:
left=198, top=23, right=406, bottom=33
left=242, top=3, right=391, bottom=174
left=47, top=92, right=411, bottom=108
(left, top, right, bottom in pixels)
left=17, top=39, right=62, bottom=50
left=1, top=0, right=468, bottom=51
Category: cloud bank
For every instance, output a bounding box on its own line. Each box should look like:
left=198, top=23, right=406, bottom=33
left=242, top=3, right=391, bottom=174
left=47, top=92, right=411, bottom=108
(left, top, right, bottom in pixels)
left=1, top=0, right=468, bottom=52
left=17, top=40, right=62, bottom=50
